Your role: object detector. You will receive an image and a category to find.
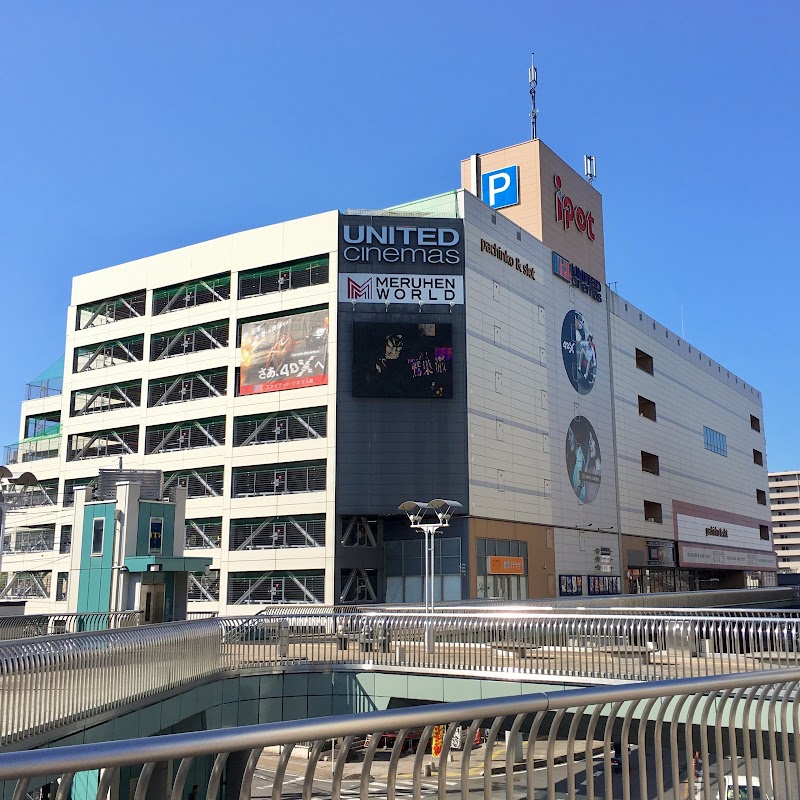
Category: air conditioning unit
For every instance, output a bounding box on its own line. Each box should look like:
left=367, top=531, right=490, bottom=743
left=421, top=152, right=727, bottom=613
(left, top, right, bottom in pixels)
left=647, top=517, right=656, bottom=522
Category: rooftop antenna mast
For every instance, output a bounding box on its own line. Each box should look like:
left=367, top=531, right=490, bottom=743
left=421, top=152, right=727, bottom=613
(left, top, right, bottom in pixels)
left=529, top=52, right=538, bottom=140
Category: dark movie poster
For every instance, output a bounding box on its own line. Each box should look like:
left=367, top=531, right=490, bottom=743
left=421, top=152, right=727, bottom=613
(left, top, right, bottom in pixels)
left=565, top=416, right=602, bottom=503
left=352, top=322, right=453, bottom=398
left=239, top=309, right=329, bottom=395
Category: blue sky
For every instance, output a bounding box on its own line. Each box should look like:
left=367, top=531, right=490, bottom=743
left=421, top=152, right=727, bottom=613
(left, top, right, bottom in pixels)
left=0, top=1, right=796, bottom=469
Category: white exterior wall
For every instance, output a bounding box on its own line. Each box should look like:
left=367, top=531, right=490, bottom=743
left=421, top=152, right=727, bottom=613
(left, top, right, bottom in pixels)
left=771, top=471, right=800, bottom=572
left=608, top=291, right=774, bottom=570
left=2, top=212, right=340, bottom=614
left=462, top=191, right=621, bottom=579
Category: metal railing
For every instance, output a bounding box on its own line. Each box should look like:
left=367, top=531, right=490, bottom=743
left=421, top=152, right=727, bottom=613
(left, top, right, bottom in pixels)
left=0, top=619, right=223, bottom=745
left=221, top=610, right=800, bottom=683
left=2, top=665, right=798, bottom=800
left=5, top=609, right=800, bottom=748
left=0, top=612, right=142, bottom=641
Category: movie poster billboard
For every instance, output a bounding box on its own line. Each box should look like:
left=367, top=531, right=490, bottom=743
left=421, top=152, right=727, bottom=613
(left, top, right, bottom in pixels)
left=239, top=309, right=329, bottom=395
left=559, top=574, right=583, bottom=596
left=587, top=575, right=621, bottom=596
left=561, top=310, right=597, bottom=395
left=565, top=416, right=602, bottom=503
left=352, top=322, right=453, bottom=398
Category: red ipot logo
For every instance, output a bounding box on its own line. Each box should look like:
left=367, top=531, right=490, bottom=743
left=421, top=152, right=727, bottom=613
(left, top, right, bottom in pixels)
left=554, top=175, right=596, bottom=241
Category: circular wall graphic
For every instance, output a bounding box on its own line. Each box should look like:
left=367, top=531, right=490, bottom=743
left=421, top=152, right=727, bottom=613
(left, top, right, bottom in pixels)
left=565, top=416, right=602, bottom=503
left=561, top=310, right=597, bottom=394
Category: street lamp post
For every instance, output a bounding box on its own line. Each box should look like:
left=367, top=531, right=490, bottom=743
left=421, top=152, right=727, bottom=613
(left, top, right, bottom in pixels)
left=399, top=499, right=462, bottom=653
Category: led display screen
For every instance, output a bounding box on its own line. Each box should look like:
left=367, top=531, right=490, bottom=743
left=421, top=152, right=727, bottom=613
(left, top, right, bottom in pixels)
left=352, top=322, right=453, bottom=398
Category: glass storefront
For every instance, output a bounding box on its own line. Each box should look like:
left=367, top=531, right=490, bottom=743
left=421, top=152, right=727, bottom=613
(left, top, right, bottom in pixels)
left=384, top=537, right=462, bottom=603
left=476, top=538, right=529, bottom=600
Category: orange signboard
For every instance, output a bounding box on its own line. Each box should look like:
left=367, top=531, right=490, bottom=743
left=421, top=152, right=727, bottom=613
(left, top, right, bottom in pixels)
left=488, top=556, right=524, bottom=575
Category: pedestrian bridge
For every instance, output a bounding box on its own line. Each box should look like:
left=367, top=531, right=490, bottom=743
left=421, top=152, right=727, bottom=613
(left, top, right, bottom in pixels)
left=2, top=600, right=800, bottom=799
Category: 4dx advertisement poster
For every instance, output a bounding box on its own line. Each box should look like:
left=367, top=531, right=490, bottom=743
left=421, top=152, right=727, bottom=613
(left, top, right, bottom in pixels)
left=239, top=309, right=329, bottom=395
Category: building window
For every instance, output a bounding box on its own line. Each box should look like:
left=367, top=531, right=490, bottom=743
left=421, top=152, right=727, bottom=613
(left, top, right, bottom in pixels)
left=238, top=255, right=329, bottom=299
left=91, top=518, right=104, bottom=556
left=185, top=518, right=222, bottom=549
left=231, top=461, right=326, bottom=497
left=233, top=407, right=327, bottom=445
left=152, top=272, right=231, bottom=315
left=703, top=426, right=727, bottom=456
left=229, top=515, right=325, bottom=550
left=188, top=569, right=220, bottom=602
left=59, top=525, right=72, bottom=554
left=635, top=349, right=654, bottom=375
left=227, top=571, right=324, bottom=604
left=147, top=368, right=227, bottom=407
left=756, top=489, right=767, bottom=505
left=641, top=451, right=660, bottom=475
left=56, top=572, right=69, bottom=601
left=638, top=396, right=657, bottom=421
left=644, top=501, right=663, bottom=524
left=76, top=290, right=146, bottom=330
left=385, top=538, right=462, bottom=603
left=145, top=416, right=226, bottom=454
left=753, top=449, right=763, bottom=466
left=750, top=415, right=761, bottom=432
left=150, top=320, right=229, bottom=361
left=73, top=335, right=144, bottom=373
left=760, top=525, right=770, bottom=541
left=149, top=518, right=163, bottom=554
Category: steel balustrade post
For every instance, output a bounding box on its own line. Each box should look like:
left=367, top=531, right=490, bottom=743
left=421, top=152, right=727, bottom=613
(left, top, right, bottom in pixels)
left=546, top=707, right=568, bottom=799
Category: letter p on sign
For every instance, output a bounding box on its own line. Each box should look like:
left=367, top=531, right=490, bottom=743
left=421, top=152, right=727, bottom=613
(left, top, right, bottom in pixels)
left=481, top=166, right=519, bottom=210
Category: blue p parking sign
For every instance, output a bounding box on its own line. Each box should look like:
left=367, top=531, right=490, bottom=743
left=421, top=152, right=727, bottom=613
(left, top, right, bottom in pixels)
left=481, top=166, right=519, bottom=209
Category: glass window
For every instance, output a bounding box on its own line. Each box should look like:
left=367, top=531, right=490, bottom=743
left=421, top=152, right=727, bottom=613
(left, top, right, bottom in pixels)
left=149, top=518, right=163, bottom=554
left=91, top=518, right=104, bottom=556
left=441, top=556, right=461, bottom=575
left=476, top=539, right=486, bottom=559
left=704, top=426, right=727, bottom=456
left=443, top=575, right=461, bottom=601
left=496, top=540, right=510, bottom=556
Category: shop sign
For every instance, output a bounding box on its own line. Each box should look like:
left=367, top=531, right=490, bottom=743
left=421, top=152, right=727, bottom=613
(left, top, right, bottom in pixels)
left=554, top=174, right=596, bottom=241
left=339, top=273, right=464, bottom=304
left=705, top=526, right=729, bottom=538
left=339, top=217, right=464, bottom=267
left=489, top=556, right=524, bottom=575
left=553, top=252, right=602, bottom=302
left=678, top=542, right=778, bottom=571
left=480, top=239, right=535, bottom=280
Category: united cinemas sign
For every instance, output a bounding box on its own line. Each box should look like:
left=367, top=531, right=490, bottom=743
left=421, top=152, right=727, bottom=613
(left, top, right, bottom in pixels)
left=340, top=273, right=464, bottom=304
left=339, top=215, right=465, bottom=268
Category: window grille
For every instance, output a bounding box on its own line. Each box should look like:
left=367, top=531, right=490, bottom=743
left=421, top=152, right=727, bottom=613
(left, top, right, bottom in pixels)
left=67, top=426, right=139, bottom=461
left=150, top=320, right=229, bottom=361
left=163, top=467, right=224, bottom=499
left=185, top=518, right=222, bottom=549
left=147, top=368, right=227, bottom=407
left=73, top=335, right=144, bottom=373
left=188, top=570, right=220, bottom=602
left=0, top=571, right=52, bottom=599
left=238, top=256, right=328, bottom=300
left=233, top=408, right=327, bottom=446
left=229, top=515, right=325, bottom=550
left=145, top=417, right=225, bottom=454
left=76, top=290, right=146, bottom=330
left=10, top=526, right=56, bottom=553
left=63, top=478, right=96, bottom=507
left=152, top=273, right=231, bottom=315
left=70, top=380, right=142, bottom=416
left=227, top=570, right=324, bottom=605
left=231, top=461, right=326, bottom=498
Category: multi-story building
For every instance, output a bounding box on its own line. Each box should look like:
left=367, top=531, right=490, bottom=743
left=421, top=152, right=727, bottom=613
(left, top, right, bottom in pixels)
left=0, top=137, right=777, bottom=615
left=770, top=471, right=800, bottom=573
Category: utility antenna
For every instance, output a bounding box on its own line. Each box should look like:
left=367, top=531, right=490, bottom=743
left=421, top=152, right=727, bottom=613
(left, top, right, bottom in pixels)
left=584, top=155, right=597, bottom=185
left=529, top=52, right=538, bottom=140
